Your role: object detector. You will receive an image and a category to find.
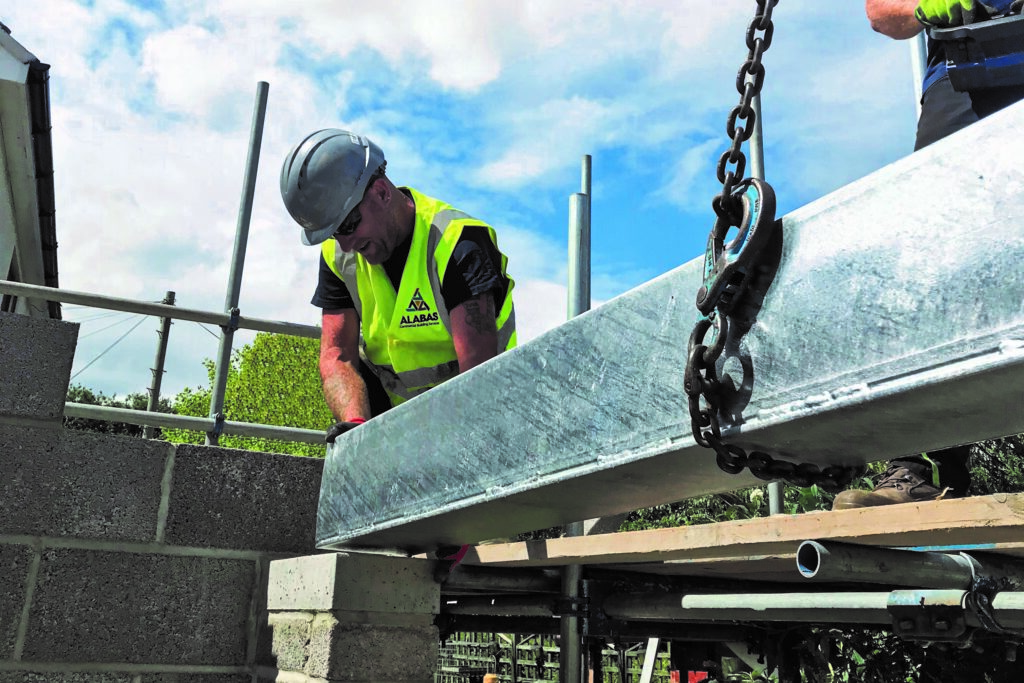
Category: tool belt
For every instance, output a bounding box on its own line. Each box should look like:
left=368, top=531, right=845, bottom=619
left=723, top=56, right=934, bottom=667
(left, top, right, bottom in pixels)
left=930, top=12, right=1024, bottom=91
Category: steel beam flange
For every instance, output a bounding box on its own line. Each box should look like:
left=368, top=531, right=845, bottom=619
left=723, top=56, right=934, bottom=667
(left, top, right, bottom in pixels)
left=888, top=590, right=970, bottom=643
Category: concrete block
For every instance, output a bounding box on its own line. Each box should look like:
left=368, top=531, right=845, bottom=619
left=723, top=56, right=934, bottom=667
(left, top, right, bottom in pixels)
left=267, top=612, right=314, bottom=672
left=267, top=553, right=439, bottom=614
left=0, top=311, right=77, bottom=420
left=305, top=614, right=438, bottom=681
left=21, top=548, right=255, bottom=664
left=0, top=544, right=32, bottom=658
left=0, top=426, right=168, bottom=541
left=164, top=445, right=322, bottom=553
left=0, top=673, right=132, bottom=683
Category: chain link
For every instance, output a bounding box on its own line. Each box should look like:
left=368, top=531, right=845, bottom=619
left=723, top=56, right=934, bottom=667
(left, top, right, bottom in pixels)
left=712, top=0, right=776, bottom=225
left=687, top=0, right=863, bottom=493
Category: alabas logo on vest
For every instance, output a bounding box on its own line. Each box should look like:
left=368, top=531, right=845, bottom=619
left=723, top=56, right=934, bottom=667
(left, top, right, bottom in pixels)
left=400, top=288, right=440, bottom=328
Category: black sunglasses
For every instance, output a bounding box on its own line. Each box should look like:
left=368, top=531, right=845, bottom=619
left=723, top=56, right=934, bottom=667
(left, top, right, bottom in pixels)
left=334, top=206, right=362, bottom=238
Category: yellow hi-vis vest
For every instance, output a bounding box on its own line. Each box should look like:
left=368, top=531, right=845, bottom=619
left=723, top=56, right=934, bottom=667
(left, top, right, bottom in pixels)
left=321, top=187, right=516, bottom=406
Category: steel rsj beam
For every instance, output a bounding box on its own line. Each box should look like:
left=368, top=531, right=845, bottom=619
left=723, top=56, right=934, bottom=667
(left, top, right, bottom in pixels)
left=317, top=100, right=1024, bottom=554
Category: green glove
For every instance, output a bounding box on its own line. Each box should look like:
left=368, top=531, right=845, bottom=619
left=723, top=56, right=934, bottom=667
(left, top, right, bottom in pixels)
left=916, top=0, right=1016, bottom=26
left=915, top=0, right=977, bottom=27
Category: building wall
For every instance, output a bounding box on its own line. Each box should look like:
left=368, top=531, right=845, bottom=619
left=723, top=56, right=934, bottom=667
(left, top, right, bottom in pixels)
left=0, top=311, right=326, bottom=681
left=0, top=30, right=57, bottom=318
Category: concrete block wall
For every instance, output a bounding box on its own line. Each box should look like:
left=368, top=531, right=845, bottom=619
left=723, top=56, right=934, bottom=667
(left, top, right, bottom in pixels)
left=0, top=311, right=326, bottom=681
left=262, top=554, right=439, bottom=683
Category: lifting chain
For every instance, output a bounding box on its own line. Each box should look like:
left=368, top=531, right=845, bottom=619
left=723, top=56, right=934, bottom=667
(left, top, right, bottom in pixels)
left=685, top=0, right=862, bottom=493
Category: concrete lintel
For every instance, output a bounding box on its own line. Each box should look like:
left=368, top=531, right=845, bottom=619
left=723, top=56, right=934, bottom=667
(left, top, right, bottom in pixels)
left=317, top=98, right=1024, bottom=553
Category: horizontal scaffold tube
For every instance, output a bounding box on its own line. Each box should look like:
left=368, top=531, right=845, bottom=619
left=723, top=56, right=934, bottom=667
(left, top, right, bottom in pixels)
left=797, top=540, right=1024, bottom=591
left=63, top=402, right=325, bottom=444
left=603, top=592, right=892, bottom=625
left=0, top=279, right=319, bottom=338
left=441, top=595, right=557, bottom=617
left=602, top=591, right=1024, bottom=630
left=797, top=540, right=977, bottom=588
left=442, top=565, right=562, bottom=595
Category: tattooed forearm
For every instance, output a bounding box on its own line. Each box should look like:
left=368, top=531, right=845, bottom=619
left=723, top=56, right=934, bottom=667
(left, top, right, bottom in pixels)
left=461, top=298, right=493, bottom=336
left=452, top=293, right=499, bottom=372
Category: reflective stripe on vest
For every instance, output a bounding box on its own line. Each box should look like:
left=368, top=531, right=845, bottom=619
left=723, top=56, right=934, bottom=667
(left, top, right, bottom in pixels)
left=321, top=187, right=516, bottom=404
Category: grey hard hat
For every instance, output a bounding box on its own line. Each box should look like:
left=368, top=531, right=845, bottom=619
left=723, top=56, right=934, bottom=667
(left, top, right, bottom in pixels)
left=280, top=129, right=386, bottom=245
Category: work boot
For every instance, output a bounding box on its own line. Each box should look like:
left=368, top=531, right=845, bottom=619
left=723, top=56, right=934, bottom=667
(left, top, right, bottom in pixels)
left=831, top=463, right=953, bottom=510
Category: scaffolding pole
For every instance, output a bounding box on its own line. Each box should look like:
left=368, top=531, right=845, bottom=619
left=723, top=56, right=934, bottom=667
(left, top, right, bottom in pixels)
left=64, top=401, right=324, bottom=443
left=143, top=290, right=175, bottom=439
left=561, top=156, right=592, bottom=683
left=207, top=81, right=269, bottom=446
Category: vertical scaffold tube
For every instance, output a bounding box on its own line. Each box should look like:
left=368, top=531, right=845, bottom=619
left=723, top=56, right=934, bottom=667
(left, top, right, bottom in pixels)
left=207, top=81, right=269, bottom=445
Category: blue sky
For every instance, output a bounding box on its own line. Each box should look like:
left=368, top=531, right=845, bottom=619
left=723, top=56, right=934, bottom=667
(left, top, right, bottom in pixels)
left=3, top=0, right=921, bottom=400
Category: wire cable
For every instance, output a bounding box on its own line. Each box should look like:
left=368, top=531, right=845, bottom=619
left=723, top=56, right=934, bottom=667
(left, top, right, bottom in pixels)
left=194, top=321, right=221, bottom=339
left=64, top=298, right=165, bottom=320
left=68, top=309, right=133, bottom=323
left=78, top=313, right=145, bottom=340
left=70, top=315, right=149, bottom=382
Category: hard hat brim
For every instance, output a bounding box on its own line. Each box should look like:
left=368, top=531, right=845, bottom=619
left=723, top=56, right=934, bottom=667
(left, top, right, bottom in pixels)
left=301, top=223, right=338, bottom=246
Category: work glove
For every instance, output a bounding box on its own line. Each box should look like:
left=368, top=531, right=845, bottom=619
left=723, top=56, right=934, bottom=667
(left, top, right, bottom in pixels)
left=325, top=417, right=366, bottom=444
left=915, top=0, right=1016, bottom=27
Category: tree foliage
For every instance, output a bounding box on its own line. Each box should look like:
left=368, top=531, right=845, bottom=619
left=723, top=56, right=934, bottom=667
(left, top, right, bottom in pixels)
left=163, top=332, right=332, bottom=457
left=65, top=384, right=174, bottom=438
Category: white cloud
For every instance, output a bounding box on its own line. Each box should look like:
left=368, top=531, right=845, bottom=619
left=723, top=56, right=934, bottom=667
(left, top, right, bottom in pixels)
left=514, top=279, right=570, bottom=343
left=4, top=0, right=919, bottom=398
left=476, top=97, right=617, bottom=187
left=655, top=137, right=723, bottom=213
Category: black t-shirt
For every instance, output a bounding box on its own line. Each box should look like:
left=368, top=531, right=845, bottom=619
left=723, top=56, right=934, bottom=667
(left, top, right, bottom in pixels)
left=311, top=222, right=508, bottom=314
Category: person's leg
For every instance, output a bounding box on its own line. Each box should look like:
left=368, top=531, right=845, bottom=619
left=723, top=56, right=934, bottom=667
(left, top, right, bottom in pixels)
left=920, top=444, right=972, bottom=497
left=834, top=76, right=1006, bottom=511
left=916, top=78, right=1024, bottom=150
left=915, top=77, right=979, bottom=150
left=969, top=84, right=1024, bottom=120
left=832, top=445, right=971, bottom=510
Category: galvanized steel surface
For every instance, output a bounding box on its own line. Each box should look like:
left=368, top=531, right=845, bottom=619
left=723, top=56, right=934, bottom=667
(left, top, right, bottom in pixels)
left=318, top=101, right=1024, bottom=553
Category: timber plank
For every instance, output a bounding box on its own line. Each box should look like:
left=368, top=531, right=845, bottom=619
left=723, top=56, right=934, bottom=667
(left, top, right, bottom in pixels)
left=463, top=493, right=1024, bottom=572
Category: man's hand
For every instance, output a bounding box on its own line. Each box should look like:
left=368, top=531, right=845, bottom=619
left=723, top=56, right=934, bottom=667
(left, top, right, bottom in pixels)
left=325, top=417, right=366, bottom=444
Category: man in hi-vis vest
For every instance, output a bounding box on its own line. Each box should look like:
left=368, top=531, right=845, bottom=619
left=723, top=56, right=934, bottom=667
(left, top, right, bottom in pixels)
left=280, top=129, right=517, bottom=443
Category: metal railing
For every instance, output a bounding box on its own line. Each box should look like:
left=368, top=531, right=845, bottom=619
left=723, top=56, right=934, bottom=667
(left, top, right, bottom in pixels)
left=0, top=278, right=325, bottom=445
left=0, top=279, right=319, bottom=337
left=63, top=401, right=324, bottom=444
left=2, top=81, right=329, bottom=447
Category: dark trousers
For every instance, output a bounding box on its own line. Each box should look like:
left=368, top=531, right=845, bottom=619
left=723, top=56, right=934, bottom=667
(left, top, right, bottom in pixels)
left=896, top=77, right=1024, bottom=495
left=893, top=446, right=973, bottom=497
left=915, top=76, right=1024, bottom=150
